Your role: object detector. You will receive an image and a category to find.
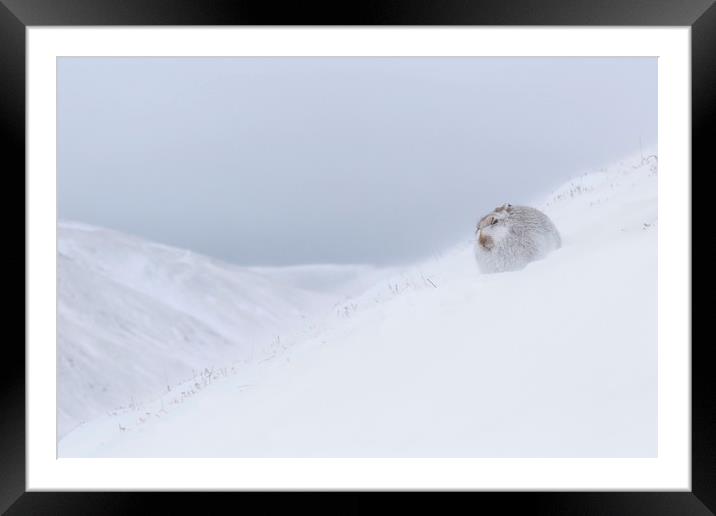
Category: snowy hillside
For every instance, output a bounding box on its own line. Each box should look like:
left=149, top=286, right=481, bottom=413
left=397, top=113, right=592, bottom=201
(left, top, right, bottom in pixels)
left=59, top=150, right=657, bottom=457
left=58, top=223, right=379, bottom=438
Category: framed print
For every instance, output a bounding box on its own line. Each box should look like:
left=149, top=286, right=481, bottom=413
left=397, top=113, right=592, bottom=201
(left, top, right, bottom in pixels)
left=3, top=0, right=708, bottom=513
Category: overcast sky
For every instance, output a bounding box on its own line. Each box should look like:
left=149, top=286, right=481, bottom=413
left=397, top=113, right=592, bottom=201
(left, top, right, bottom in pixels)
left=58, top=57, right=656, bottom=266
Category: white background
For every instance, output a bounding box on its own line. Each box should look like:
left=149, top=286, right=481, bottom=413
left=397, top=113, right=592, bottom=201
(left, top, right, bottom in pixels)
left=26, top=27, right=691, bottom=490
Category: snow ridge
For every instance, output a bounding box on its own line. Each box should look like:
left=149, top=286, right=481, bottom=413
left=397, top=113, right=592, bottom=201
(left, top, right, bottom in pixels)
left=58, top=223, right=375, bottom=438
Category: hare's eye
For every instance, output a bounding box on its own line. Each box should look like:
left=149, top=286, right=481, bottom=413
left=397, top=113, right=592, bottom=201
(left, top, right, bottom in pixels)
left=491, top=219, right=498, bottom=225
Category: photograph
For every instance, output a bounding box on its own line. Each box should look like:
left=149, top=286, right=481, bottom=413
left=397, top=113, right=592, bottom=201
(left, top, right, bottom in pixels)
left=55, top=56, right=658, bottom=458
left=1, top=0, right=706, bottom=507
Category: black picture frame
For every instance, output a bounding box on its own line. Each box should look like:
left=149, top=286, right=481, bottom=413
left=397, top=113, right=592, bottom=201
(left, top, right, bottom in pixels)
left=3, top=1, right=707, bottom=513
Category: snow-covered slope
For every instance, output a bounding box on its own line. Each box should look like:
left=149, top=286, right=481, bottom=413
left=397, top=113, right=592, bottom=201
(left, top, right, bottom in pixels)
left=58, top=223, right=377, bottom=438
left=59, top=150, right=657, bottom=457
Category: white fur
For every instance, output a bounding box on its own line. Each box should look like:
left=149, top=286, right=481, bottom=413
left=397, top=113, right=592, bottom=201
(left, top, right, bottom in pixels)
left=474, top=205, right=561, bottom=273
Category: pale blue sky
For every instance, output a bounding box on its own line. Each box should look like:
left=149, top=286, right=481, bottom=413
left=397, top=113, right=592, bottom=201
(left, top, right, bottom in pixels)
left=58, top=57, right=656, bottom=265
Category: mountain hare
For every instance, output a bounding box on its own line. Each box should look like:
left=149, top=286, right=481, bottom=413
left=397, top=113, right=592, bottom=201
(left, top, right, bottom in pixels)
left=474, top=203, right=561, bottom=273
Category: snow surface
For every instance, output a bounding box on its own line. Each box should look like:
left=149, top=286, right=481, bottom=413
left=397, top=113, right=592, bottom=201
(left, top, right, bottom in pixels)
left=59, top=150, right=657, bottom=457
left=58, top=225, right=384, bottom=438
